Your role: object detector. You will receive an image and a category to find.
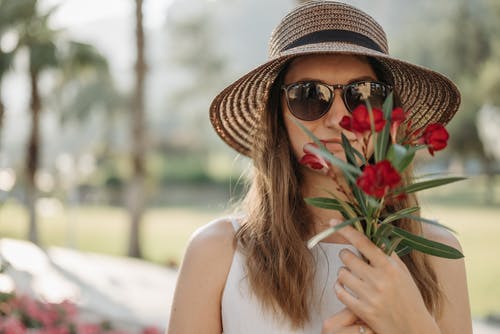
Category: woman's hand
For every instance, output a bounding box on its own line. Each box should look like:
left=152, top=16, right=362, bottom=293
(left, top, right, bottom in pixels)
left=322, top=307, right=374, bottom=334
left=332, top=223, right=441, bottom=334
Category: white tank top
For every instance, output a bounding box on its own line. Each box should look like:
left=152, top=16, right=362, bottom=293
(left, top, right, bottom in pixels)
left=221, top=219, right=359, bottom=333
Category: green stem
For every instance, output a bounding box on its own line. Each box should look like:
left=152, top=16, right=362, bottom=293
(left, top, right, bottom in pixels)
left=366, top=219, right=373, bottom=238
left=354, top=221, right=364, bottom=233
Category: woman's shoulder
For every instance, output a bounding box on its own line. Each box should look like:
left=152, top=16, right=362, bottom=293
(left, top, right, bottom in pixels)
left=168, top=218, right=240, bottom=333
left=420, top=222, right=467, bottom=292
left=186, top=216, right=238, bottom=255
left=188, top=217, right=238, bottom=252
left=421, top=223, right=463, bottom=252
left=182, top=217, right=239, bottom=273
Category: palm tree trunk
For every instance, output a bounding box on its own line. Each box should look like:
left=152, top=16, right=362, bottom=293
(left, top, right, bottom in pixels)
left=127, top=0, right=147, bottom=258
left=26, top=66, right=41, bottom=244
left=0, top=78, right=5, bottom=132
left=0, top=99, right=4, bottom=146
left=484, top=156, right=495, bottom=205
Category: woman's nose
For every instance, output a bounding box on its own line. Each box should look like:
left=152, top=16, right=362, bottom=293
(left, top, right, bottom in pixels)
left=324, top=91, right=350, bottom=128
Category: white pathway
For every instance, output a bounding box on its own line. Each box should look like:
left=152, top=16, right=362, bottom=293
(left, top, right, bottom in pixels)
left=0, top=238, right=498, bottom=333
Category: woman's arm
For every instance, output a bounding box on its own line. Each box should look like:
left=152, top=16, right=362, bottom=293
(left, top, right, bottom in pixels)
left=167, top=219, right=236, bottom=334
left=423, top=225, right=473, bottom=334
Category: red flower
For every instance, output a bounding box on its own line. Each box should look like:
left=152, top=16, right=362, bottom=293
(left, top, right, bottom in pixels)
left=356, top=160, right=401, bottom=198
left=36, top=327, right=71, bottom=334
left=419, top=123, right=449, bottom=156
left=390, top=107, right=407, bottom=143
left=141, top=327, right=162, bottom=334
left=77, top=323, right=102, bottom=334
left=0, top=316, right=26, bottom=334
left=299, top=143, right=329, bottom=170
left=339, top=105, right=386, bottom=134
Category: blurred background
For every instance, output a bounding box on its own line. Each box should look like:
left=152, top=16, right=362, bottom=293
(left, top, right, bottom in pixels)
left=0, top=0, right=499, bottom=332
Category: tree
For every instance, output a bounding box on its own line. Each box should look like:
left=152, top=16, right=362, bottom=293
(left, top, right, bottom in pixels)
left=54, top=41, right=123, bottom=129
left=15, top=2, right=59, bottom=243
left=127, top=0, right=147, bottom=258
left=10, top=0, right=117, bottom=243
left=0, top=0, right=36, bottom=144
left=164, top=3, right=226, bottom=152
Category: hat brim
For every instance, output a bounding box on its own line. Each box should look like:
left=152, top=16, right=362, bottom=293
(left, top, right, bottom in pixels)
left=210, top=42, right=460, bottom=157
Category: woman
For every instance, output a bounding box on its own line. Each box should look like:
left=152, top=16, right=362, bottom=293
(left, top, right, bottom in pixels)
left=167, top=1, right=472, bottom=333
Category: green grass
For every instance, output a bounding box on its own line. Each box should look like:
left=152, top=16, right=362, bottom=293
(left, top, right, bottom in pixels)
left=0, top=201, right=221, bottom=263
left=0, top=196, right=499, bottom=318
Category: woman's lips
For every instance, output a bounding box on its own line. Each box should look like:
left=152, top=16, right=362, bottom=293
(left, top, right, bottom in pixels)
left=321, top=137, right=357, bottom=150
left=322, top=137, right=357, bottom=144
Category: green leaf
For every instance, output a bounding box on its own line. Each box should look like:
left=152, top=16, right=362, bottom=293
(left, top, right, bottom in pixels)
left=352, top=186, right=369, bottom=217
left=387, top=144, right=407, bottom=169
left=385, top=236, right=403, bottom=255
left=374, top=223, right=394, bottom=240
left=401, top=215, right=457, bottom=234
left=386, top=144, right=417, bottom=173
left=323, top=189, right=363, bottom=219
left=395, top=244, right=412, bottom=257
left=396, top=177, right=466, bottom=194
left=337, top=197, right=357, bottom=220
left=306, top=145, right=361, bottom=182
left=351, top=146, right=367, bottom=166
left=392, top=226, right=464, bottom=259
left=373, top=224, right=393, bottom=248
left=304, top=197, right=343, bottom=211
left=397, top=148, right=417, bottom=172
left=341, top=133, right=358, bottom=166
left=307, top=217, right=362, bottom=249
left=383, top=92, right=394, bottom=114
left=380, top=207, right=420, bottom=224
left=375, top=92, right=394, bottom=162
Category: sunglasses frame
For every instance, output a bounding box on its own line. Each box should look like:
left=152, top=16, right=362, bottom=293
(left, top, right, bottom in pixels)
left=281, top=80, right=393, bottom=121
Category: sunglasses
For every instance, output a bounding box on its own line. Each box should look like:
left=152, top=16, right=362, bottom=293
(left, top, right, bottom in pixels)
left=281, top=80, right=393, bottom=121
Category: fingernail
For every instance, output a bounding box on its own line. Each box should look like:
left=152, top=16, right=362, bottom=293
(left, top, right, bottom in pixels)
left=337, top=266, right=345, bottom=276
left=334, top=282, right=342, bottom=292
left=339, top=249, right=346, bottom=259
left=329, top=219, right=341, bottom=226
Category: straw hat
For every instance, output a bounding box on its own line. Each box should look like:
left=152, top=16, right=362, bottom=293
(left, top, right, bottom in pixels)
left=209, top=0, right=460, bottom=157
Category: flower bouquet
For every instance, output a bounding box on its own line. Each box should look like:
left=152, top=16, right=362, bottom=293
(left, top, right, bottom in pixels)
left=295, top=94, right=464, bottom=259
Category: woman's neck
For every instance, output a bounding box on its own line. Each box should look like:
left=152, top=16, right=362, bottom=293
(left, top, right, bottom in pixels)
left=301, top=167, right=351, bottom=244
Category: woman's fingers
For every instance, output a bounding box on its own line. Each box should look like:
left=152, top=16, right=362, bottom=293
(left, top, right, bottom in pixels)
left=322, top=307, right=358, bottom=331
left=333, top=224, right=389, bottom=268
left=334, top=281, right=364, bottom=315
left=339, top=248, right=371, bottom=280
left=323, top=322, right=374, bottom=334
left=337, top=265, right=368, bottom=300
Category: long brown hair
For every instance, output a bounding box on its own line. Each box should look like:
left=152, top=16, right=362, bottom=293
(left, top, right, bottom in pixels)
left=235, top=56, right=443, bottom=329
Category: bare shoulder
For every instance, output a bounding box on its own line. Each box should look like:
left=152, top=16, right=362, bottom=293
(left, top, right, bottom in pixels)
left=167, top=217, right=239, bottom=333
left=420, top=223, right=465, bottom=276
left=187, top=217, right=238, bottom=259
left=421, top=223, right=463, bottom=252
left=177, top=217, right=237, bottom=292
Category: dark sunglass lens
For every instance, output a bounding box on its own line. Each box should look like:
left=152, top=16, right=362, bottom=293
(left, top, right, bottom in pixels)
left=287, top=82, right=331, bottom=121
left=345, top=82, right=389, bottom=111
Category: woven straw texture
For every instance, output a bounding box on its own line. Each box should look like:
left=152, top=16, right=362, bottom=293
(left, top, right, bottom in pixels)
left=209, top=0, right=460, bottom=157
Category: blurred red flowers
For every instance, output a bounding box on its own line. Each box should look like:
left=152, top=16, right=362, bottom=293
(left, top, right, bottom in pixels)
left=300, top=143, right=329, bottom=170
left=0, top=292, right=161, bottom=334
left=356, top=160, right=401, bottom=198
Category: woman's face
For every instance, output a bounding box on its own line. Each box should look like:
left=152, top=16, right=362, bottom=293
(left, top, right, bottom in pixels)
left=282, top=54, right=377, bottom=169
